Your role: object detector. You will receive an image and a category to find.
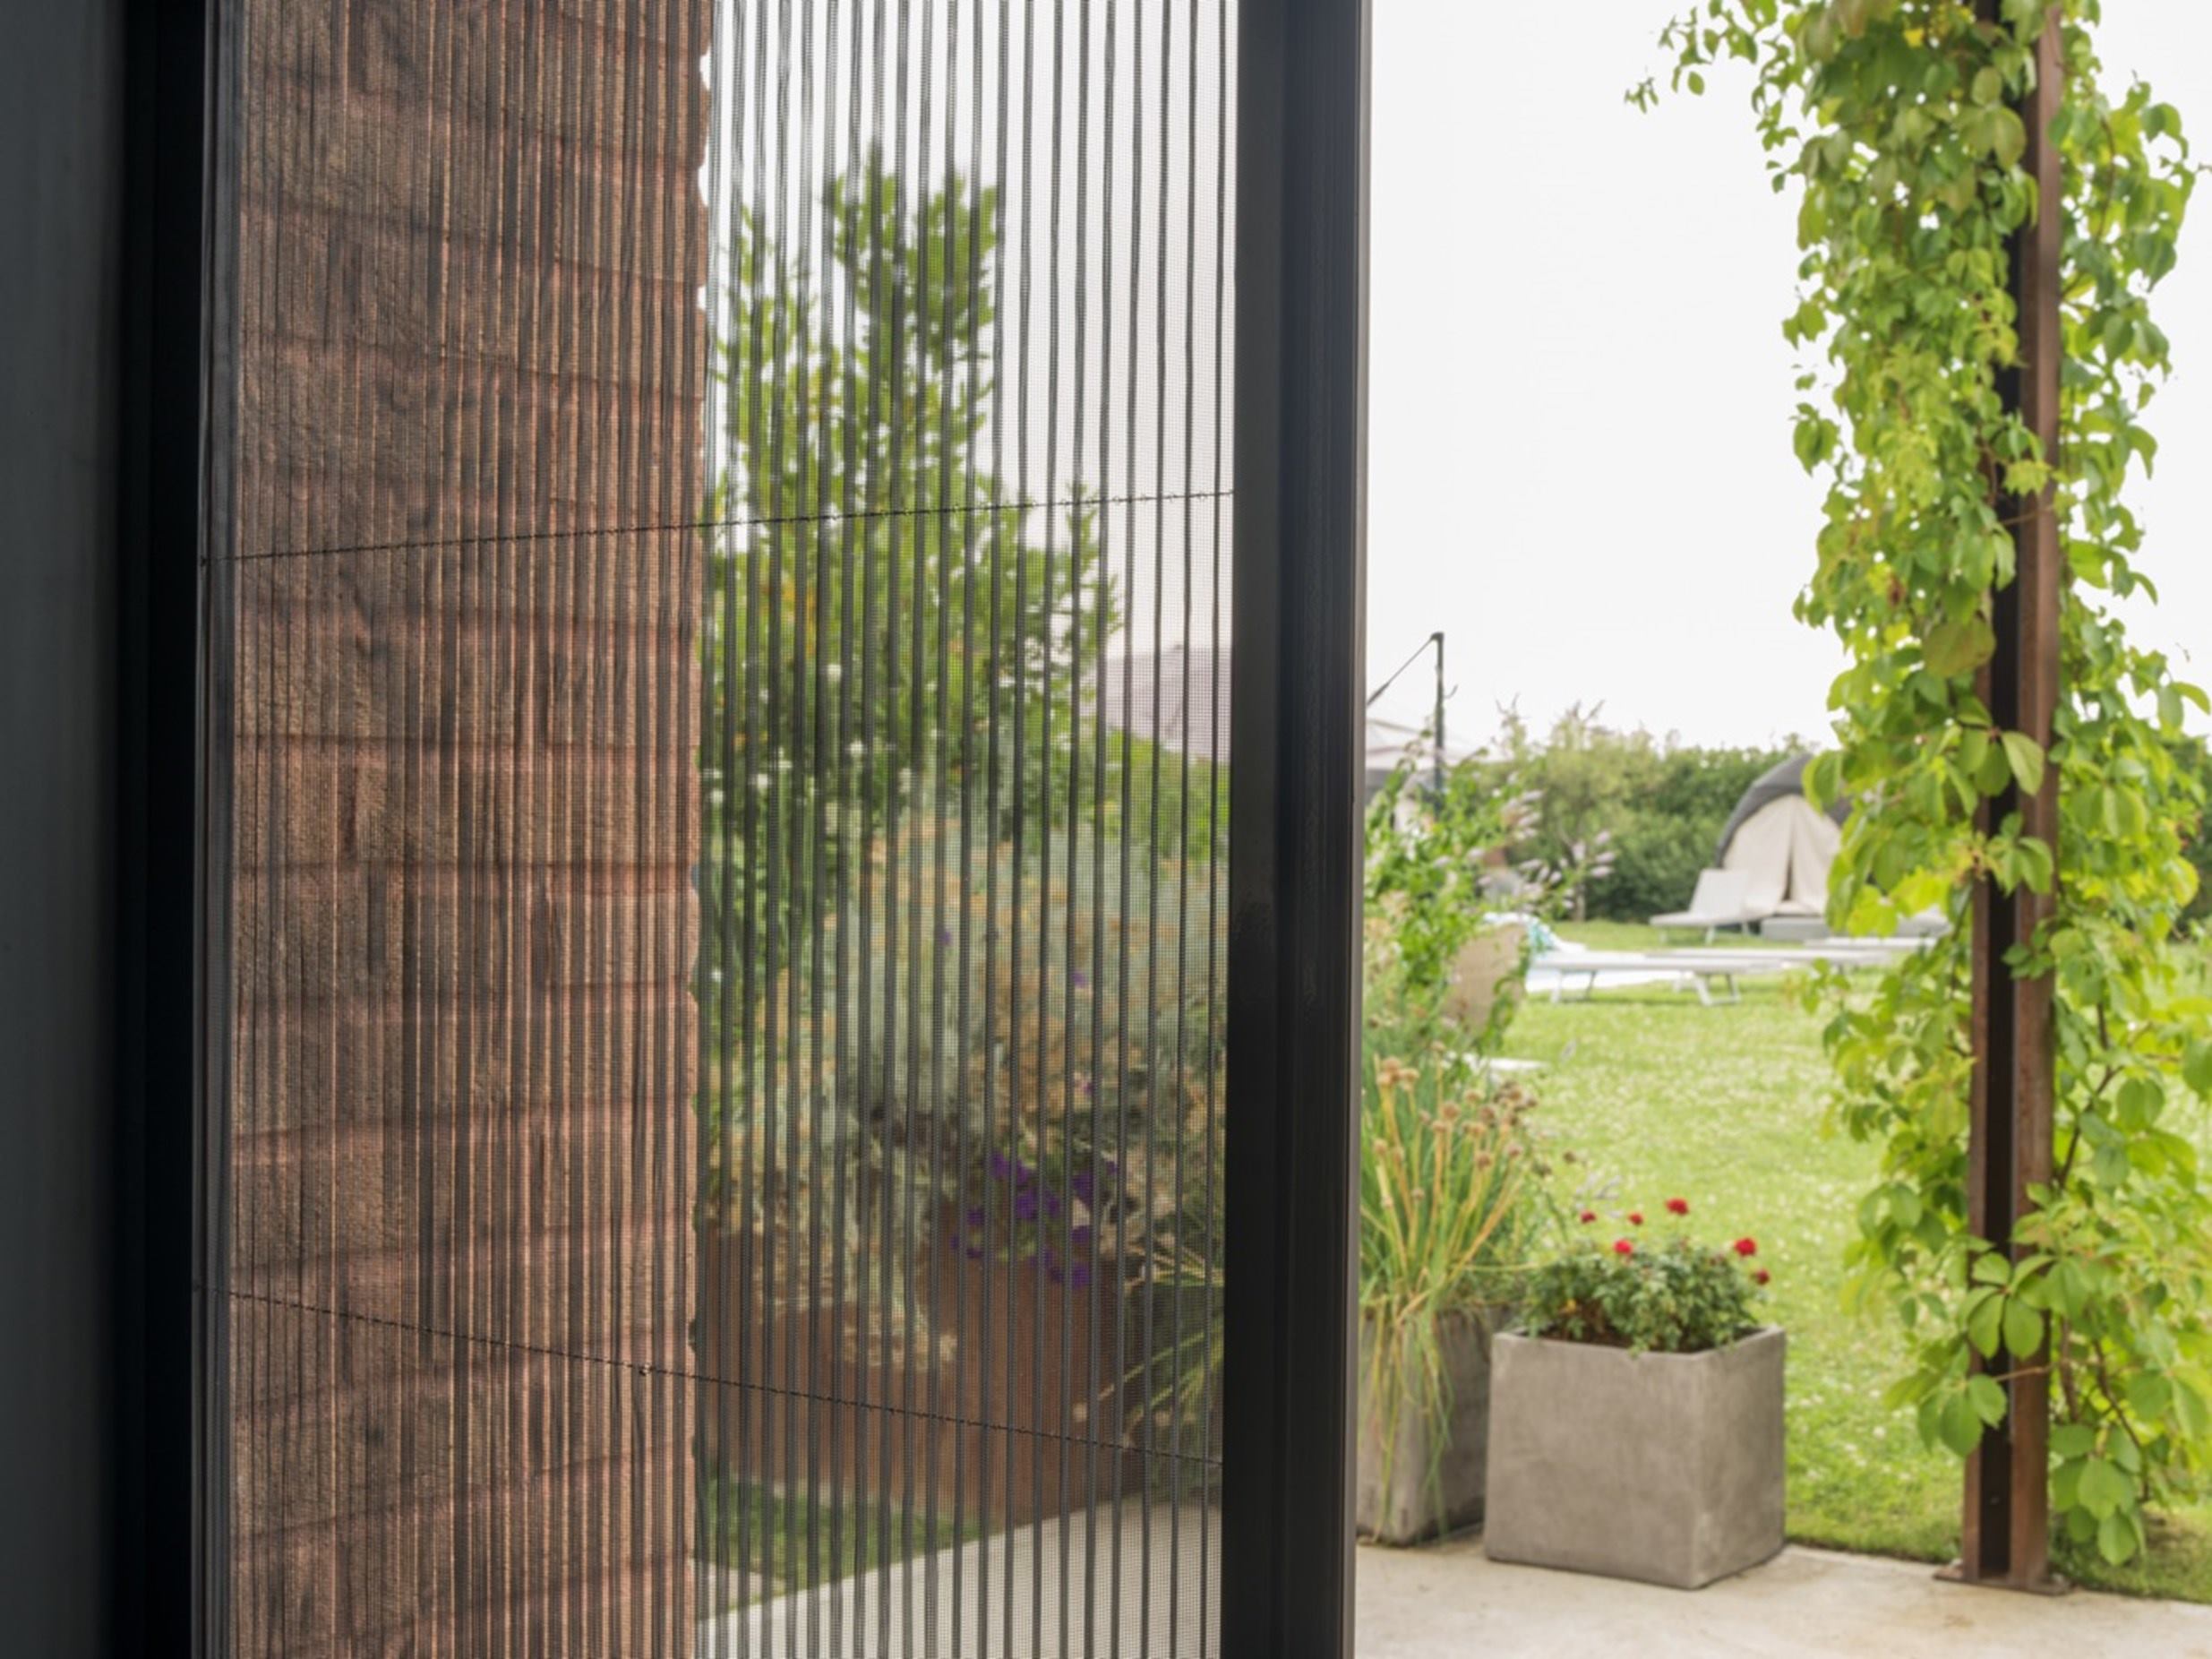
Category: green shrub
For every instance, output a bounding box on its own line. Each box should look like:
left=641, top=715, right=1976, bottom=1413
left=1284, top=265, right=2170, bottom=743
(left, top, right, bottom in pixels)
left=1584, top=742, right=1796, bottom=922
left=1477, top=708, right=1793, bottom=923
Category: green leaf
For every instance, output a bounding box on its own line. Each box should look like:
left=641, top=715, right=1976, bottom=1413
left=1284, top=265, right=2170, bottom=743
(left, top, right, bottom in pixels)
left=1999, top=731, right=2045, bottom=795
left=2128, top=1372, right=2174, bottom=1424
left=1967, top=1373, right=2010, bottom=1427
left=2051, top=1423, right=2097, bottom=1459
left=1925, top=617, right=1996, bottom=677
left=2002, top=1300, right=2044, bottom=1361
left=2078, top=1457, right=2131, bottom=1520
left=2182, top=1039, right=2212, bottom=1097
left=1968, top=1293, right=2004, bottom=1359
left=2098, top=1506, right=2141, bottom=1566
left=1939, top=1393, right=1987, bottom=1457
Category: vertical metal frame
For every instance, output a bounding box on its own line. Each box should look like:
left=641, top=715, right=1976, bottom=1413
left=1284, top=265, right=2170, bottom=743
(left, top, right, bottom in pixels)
left=1224, top=1, right=1369, bottom=1655
left=1955, top=4, right=2063, bottom=1594
left=116, top=0, right=226, bottom=1653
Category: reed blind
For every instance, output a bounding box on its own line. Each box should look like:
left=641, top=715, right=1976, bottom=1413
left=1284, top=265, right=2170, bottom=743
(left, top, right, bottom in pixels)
left=218, top=2, right=1234, bottom=1654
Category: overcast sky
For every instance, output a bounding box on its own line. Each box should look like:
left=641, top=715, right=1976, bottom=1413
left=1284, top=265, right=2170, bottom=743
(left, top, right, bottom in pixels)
left=1367, top=1, right=2212, bottom=751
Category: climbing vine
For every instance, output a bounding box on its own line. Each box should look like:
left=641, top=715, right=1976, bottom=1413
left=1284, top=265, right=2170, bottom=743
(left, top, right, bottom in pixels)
left=1642, top=0, right=2210, bottom=1566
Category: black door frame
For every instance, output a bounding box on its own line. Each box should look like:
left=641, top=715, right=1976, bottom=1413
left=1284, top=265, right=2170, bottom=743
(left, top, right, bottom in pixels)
left=117, top=2, right=1373, bottom=1654
left=1223, top=1, right=1371, bottom=1656
left=116, top=0, right=225, bottom=1654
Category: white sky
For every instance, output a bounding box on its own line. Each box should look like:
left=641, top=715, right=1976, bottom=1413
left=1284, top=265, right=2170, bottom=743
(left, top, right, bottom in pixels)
left=1367, top=1, right=2212, bottom=750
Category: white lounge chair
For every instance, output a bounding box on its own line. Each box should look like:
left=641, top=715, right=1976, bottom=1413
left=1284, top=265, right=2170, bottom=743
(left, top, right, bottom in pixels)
left=1650, top=868, right=1763, bottom=942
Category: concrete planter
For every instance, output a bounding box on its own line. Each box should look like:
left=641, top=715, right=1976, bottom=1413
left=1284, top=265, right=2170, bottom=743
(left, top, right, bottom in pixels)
left=1357, top=1310, right=1497, bottom=1545
left=1484, top=1326, right=1786, bottom=1588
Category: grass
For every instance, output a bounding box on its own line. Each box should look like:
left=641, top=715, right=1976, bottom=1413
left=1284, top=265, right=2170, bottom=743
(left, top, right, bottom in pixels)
left=700, top=1477, right=980, bottom=1606
left=1506, top=924, right=2212, bottom=1603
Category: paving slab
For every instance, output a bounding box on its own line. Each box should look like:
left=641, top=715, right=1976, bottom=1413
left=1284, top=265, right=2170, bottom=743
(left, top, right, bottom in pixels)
left=1356, top=1535, right=2212, bottom=1658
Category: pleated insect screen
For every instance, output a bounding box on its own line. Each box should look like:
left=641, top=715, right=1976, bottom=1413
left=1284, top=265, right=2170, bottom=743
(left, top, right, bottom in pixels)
left=219, top=2, right=1234, bottom=1653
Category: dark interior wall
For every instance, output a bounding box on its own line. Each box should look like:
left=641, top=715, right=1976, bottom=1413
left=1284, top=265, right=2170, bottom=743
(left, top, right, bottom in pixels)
left=0, top=1, right=124, bottom=1653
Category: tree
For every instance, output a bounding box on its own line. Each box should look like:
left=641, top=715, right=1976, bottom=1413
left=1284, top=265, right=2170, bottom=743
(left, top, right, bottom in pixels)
left=699, top=150, right=1110, bottom=1045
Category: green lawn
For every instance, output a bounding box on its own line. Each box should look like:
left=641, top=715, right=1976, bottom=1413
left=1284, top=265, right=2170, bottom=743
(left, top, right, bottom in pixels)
left=1510, top=924, right=2212, bottom=1602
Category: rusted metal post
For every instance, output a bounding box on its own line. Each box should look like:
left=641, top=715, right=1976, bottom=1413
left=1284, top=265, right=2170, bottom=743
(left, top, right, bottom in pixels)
left=1951, top=6, right=2064, bottom=1594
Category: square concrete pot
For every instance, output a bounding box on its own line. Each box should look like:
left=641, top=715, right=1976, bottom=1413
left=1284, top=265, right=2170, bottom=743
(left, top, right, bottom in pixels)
left=1357, top=1310, right=1496, bottom=1544
left=1484, top=1326, right=1786, bottom=1588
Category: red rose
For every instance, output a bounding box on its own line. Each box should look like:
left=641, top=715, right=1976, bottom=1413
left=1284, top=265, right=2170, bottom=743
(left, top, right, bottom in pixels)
left=1627, top=1211, right=1645, bottom=1226
left=1666, top=1197, right=1689, bottom=1216
left=1733, top=1237, right=1758, bottom=1258
left=1579, top=1209, right=1598, bottom=1225
left=1613, top=1239, right=1635, bottom=1257
left=1753, top=1269, right=1771, bottom=1285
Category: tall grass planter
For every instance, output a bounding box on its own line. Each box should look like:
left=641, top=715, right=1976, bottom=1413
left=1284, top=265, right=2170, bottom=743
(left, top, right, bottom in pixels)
left=1357, top=1307, right=1500, bottom=1544
left=1356, top=1048, right=1548, bottom=1546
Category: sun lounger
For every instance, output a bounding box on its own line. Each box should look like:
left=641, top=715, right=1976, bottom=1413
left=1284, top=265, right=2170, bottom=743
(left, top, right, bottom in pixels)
left=1649, top=869, right=1764, bottom=942
left=1531, top=938, right=1927, bottom=1007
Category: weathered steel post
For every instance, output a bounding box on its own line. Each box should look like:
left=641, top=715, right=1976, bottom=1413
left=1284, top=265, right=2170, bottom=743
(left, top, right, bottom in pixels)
left=1953, top=4, right=2064, bottom=1593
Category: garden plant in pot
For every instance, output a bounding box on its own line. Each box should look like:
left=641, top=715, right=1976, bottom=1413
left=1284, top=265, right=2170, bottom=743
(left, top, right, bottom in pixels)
left=1356, top=740, right=1602, bottom=1545
left=1356, top=1044, right=1548, bottom=1544
left=1485, top=1200, right=1784, bottom=1588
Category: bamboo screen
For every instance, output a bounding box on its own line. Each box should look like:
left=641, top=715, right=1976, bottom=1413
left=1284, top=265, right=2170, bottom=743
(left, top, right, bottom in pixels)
left=218, top=3, right=1233, bottom=1655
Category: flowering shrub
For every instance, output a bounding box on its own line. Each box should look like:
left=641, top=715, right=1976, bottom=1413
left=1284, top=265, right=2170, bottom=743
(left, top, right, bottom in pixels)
left=1520, top=1201, right=1769, bottom=1354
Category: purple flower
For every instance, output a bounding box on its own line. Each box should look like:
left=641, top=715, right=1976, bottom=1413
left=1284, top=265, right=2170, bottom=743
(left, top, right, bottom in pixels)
left=1069, top=1264, right=1093, bottom=1292
left=965, top=1244, right=985, bottom=1260
left=1071, top=1169, right=1095, bottom=1207
left=1043, top=1191, right=1062, bottom=1218
left=937, top=925, right=954, bottom=947
left=1013, top=1188, right=1040, bottom=1223
left=1072, top=968, right=1089, bottom=990
left=1071, top=1225, right=1093, bottom=1249
left=965, top=1207, right=986, bottom=1231
left=989, top=1151, right=1036, bottom=1185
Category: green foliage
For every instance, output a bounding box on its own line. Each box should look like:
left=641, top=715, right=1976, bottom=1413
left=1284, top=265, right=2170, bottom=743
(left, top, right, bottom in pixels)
left=707, top=814, right=1225, bottom=1293
left=697, top=154, right=1229, bottom=1295
left=1650, top=0, right=2211, bottom=1564
left=1596, top=741, right=1800, bottom=921
left=1522, top=1207, right=1769, bottom=1355
left=1492, top=708, right=1647, bottom=924
left=2173, top=735, right=2212, bottom=926
left=1359, top=1038, right=1552, bottom=1533
left=1365, top=738, right=1610, bottom=1053
left=700, top=149, right=1113, bottom=1053
left=1476, top=709, right=1795, bottom=924
left=1365, top=756, right=1532, bottom=1049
